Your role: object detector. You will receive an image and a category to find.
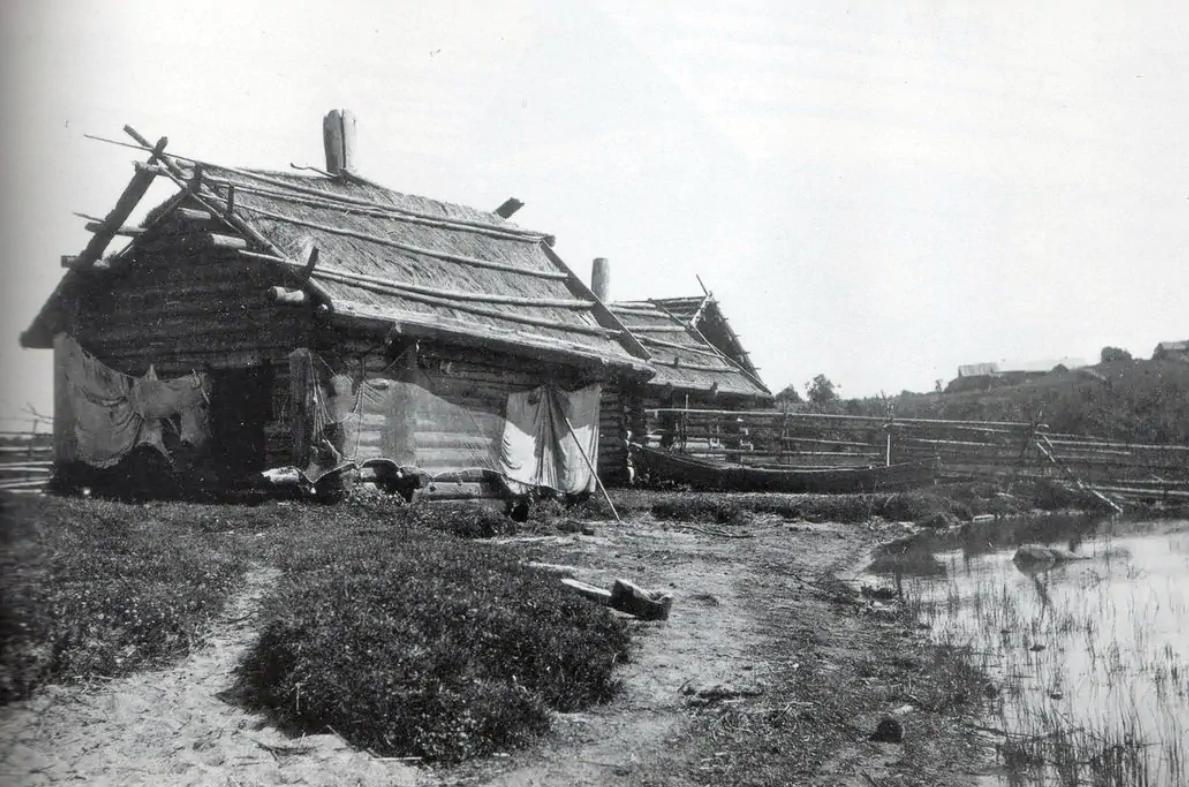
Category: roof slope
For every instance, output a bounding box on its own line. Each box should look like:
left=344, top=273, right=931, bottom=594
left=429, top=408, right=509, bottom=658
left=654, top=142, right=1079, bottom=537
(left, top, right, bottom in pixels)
left=213, top=167, right=649, bottom=366
left=650, top=295, right=762, bottom=380
left=609, top=300, right=769, bottom=399
left=22, top=143, right=649, bottom=373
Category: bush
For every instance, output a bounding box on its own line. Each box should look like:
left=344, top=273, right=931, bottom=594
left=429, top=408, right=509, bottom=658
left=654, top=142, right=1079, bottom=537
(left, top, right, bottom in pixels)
left=404, top=502, right=517, bottom=539
left=651, top=495, right=749, bottom=525
left=238, top=527, right=630, bottom=762
left=0, top=495, right=249, bottom=703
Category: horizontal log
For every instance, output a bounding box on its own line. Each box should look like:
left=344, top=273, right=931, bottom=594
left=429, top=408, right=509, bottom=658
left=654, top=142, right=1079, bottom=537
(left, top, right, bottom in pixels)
left=180, top=207, right=212, bottom=223
left=235, top=205, right=570, bottom=280
left=330, top=298, right=618, bottom=339
left=636, top=336, right=722, bottom=357
left=0, top=480, right=49, bottom=491
left=0, top=465, right=53, bottom=474
left=208, top=233, right=249, bottom=249
left=1087, top=485, right=1189, bottom=500
left=84, top=220, right=143, bottom=237
left=267, top=287, right=309, bottom=306
left=62, top=255, right=111, bottom=271
left=330, top=306, right=640, bottom=377
left=311, top=263, right=595, bottom=309
left=196, top=170, right=550, bottom=242
left=629, top=326, right=689, bottom=334
left=666, top=446, right=881, bottom=460
left=132, top=161, right=170, bottom=177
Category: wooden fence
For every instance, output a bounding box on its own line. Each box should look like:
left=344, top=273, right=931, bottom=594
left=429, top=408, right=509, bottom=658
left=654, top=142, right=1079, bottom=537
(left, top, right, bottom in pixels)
left=0, top=420, right=54, bottom=494
left=644, top=408, right=1189, bottom=508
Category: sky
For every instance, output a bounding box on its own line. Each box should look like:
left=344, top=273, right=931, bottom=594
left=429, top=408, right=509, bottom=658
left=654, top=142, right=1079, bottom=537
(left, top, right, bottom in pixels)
left=1, top=0, right=1185, bottom=425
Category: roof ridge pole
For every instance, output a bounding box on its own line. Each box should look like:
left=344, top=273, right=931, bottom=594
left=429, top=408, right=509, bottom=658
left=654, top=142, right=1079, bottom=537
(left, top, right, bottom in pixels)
left=122, top=125, right=334, bottom=308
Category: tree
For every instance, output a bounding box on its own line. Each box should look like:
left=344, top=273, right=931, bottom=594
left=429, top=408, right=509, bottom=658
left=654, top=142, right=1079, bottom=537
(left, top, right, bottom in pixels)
left=774, top=383, right=802, bottom=404
left=1100, top=346, right=1133, bottom=364
left=805, top=374, right=839, bottom=405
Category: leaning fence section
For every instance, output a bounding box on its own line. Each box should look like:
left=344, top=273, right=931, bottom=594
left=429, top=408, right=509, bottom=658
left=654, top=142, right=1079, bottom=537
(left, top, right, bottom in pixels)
left=643, top=407, right=1189, bottom=506
left=0, top=419, right=54, bottom=494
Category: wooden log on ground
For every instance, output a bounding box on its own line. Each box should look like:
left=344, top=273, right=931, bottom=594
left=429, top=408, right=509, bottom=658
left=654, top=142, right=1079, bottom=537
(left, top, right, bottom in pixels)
left=561, top=577, right=614, bottom=604
left=610, top=579, right=673, bottom=621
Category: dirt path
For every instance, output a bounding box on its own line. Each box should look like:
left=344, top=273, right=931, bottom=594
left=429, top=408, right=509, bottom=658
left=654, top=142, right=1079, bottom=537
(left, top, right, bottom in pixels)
left=456, top=517, right=989, bottom=787
left=0, top=565, right=426, bottom=787
left=1, top=516, right=988, bottom=786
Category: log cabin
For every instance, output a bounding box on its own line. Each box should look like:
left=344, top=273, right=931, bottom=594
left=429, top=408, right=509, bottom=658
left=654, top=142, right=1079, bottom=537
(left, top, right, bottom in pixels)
left=596, top=288, right=771, bottom=478
left=20, top=112, right=654, bottom=499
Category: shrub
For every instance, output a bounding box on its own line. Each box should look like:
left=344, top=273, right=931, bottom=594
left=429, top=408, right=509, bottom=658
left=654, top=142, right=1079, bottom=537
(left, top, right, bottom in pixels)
left=0, top=495, right=249, bottom=703
left=238, top=527, right=630, bottom=762
left=651, top=495, right=749, bottom=525
left=403, top=502, right=517, bottom=539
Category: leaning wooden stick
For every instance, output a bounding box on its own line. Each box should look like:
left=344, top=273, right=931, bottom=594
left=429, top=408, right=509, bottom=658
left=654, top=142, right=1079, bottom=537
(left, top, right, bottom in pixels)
left=562, top=413, right=621, bottom=523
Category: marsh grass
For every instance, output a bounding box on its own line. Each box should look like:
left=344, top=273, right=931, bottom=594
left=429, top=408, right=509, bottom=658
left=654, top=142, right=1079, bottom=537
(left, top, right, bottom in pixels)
left=872, top=517, right=1189, bottom=786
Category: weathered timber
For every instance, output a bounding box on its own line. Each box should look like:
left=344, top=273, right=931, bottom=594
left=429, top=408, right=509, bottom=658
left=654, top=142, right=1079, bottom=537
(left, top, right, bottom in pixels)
left=610, top=579, right=672, bottom=621
left=561, top=578, right=614, bottom=605
left=72, top=137, right=169, bottom=271
left=310, top=264, right=595, bottom=309
left=179, top=207, right=212, bottom=223
left=236, top=203, right=571, bottom=281
left=122, top=126, right=334, bottom=308
left=84, top=221, right=143, bottom=237
left=268, top=287, right=309, bottom=306
left=627, top=326, right=689, bottom=334
left=207, top=174, right=545, bottom=243
left=208, top=233, right=249, bottom=249
left=636, top=335, right=725, bottom=357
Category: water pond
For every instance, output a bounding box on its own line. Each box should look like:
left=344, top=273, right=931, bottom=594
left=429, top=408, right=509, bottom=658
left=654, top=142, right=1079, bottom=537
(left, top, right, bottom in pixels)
left=866, top=514, right=1189, bottom=786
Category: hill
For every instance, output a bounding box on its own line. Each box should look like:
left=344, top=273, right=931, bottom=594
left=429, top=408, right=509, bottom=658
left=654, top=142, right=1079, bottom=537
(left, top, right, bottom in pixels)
left=857, top=359, right=1189, bottom=444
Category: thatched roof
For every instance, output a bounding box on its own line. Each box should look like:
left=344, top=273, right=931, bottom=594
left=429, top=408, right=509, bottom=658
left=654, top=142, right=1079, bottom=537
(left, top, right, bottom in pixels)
left=649, top=295, right=763, bottom=381
left=609, top=299, right=769, bottom=399
left=21, top=153, right=651, bottom=374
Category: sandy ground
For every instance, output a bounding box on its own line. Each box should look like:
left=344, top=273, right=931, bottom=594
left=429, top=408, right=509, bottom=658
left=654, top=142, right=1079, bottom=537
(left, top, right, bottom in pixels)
left=0, top=566, right=426, bottom=787
left=0, top=515, right=989, bottom=787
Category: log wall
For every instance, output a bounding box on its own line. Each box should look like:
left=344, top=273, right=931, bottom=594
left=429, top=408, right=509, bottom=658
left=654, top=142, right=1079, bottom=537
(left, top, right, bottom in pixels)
left=66, top=217, right=317, bottom=469
left=328, top=338, right=597, bottom=482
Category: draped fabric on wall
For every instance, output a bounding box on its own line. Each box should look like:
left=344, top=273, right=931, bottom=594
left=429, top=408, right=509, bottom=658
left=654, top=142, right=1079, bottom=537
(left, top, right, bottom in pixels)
left=500, top=385, right=602, bottom=495
left=55, top=333, right=211, bottom=468
left=289, top=347, right=601, bottom=495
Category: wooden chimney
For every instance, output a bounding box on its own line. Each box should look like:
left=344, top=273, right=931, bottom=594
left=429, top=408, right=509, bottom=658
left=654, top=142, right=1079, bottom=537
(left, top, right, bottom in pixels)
left=323, top=110, right=358, bottom=175
left=591, top=257, right=610, bottom=302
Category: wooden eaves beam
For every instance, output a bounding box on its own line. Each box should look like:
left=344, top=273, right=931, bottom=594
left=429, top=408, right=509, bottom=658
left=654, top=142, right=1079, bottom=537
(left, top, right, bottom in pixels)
left=121, top=125, right=335, bottom=308
left=70, top=136, right=169, bottom=271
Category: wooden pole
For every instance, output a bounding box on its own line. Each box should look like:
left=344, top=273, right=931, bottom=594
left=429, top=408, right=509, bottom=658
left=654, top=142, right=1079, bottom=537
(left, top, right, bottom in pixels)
left=122, top=125, right=335, bottom=307
left=87, top=132, right=552, bottom=241
left=561, top=412, right=620, bottom=524
left=72, top=136, right=168, bottom=270
left=235, top=202, right=572, bottom=281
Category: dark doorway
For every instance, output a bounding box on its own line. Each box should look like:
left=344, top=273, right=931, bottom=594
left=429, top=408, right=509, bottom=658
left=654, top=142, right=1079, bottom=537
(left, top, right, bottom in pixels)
left=208, top=365, right=274, bottom=485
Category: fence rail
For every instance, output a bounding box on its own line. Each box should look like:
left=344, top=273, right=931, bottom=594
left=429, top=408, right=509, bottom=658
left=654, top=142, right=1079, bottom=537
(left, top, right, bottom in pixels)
left=0, top=420, right=54, bottom=494
left=643, top=407, right=1189, bottom=508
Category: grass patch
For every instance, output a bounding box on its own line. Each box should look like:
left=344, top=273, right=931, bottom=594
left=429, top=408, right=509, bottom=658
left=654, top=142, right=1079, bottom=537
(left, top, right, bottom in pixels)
left=642, top=488, right=975, bottom=526
left=0, top=494, right=250, bottom=704
left=236, top=521, right=631, bottom=763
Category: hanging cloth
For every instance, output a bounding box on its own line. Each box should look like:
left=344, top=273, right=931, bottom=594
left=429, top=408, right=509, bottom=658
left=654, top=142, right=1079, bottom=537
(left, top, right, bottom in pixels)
left=499, top=383, right=602, bottom=495
left=55, top=333, right=211, bottom=468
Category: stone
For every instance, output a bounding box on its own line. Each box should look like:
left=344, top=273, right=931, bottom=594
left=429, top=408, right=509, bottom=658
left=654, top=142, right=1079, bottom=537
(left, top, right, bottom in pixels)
left=916, top=511, right=960, bottom=529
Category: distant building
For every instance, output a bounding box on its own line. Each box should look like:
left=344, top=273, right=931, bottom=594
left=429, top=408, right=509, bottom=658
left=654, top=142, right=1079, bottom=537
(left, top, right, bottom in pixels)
left=1153, top=341, right=1189, bottom=363
left=958, top=362, right=999, bottom=378
left=950, top=356, right=1088, bottom=393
